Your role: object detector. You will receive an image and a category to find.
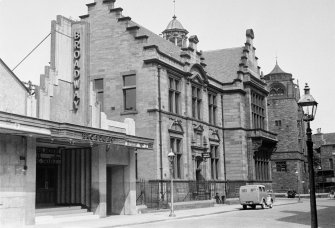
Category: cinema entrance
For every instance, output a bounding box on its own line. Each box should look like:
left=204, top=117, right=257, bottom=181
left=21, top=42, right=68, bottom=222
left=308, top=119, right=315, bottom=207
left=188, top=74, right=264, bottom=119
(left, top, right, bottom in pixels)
left=35, top=146, right=92, bottom=209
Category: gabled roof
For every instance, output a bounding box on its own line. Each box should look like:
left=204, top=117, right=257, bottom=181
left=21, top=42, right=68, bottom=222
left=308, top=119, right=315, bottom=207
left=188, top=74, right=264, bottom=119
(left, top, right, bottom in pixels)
left=0, top=58, right=29, bottom=93
left=203, top=47, right=243, bottom=83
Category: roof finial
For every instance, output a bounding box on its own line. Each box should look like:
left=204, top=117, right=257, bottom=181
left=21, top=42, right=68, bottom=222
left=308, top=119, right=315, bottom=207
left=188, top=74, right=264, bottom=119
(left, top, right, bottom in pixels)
left=173, top=0, right=176, bottom=18
left=275, top=54, right=278, bottom=65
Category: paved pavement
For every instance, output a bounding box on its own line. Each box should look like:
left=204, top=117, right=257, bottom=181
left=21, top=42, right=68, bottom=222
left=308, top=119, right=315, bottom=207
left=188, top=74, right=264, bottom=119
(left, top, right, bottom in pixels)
left=28, top=198, right=300, bottom=228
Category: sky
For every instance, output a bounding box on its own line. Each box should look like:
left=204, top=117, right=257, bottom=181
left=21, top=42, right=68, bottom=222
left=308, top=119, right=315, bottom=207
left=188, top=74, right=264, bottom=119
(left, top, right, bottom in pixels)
left=0, top=0, right=334, bottom=133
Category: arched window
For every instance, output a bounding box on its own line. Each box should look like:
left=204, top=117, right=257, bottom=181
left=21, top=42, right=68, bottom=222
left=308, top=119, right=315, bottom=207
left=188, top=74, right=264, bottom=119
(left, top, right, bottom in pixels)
left=277, top=87, right=284, bottom=95
left=269, top=89, right=277, bottom=96
left=269, top=83, right=285, bottom=96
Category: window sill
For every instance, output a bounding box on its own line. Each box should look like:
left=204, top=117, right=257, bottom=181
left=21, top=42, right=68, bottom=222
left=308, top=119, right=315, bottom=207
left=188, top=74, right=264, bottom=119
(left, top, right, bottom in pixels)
left=121, top=110, right=138, bottom=115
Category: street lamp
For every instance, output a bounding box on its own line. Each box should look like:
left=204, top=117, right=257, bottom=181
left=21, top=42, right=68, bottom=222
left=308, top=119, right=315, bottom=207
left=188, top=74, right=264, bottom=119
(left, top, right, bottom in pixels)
left=168, top=150, right=176, bottom=217
left=295, top=170, right=301, bottom=202
left=298, top=83, right=318, bottom=228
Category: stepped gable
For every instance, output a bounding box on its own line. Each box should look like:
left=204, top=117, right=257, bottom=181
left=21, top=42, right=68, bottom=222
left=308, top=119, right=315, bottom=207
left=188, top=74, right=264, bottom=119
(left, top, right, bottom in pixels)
left=131, top=21, right=183, bottom=62
left=203, top=47, right=243, bottom=83
left=81, top=1, right=184, bottom=63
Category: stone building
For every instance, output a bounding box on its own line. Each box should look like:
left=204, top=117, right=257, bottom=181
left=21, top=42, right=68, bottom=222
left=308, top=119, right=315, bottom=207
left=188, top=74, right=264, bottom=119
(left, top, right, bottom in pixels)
left=313, top=129, right=335, bottom=192
left=69, top=0, right=278, bottom=202
left=263, top=62, right=309, bottom=193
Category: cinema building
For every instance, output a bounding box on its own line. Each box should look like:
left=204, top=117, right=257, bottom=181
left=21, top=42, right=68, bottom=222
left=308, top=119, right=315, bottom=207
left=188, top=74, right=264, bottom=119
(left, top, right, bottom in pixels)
left=0, top=52, right=153, bottom=227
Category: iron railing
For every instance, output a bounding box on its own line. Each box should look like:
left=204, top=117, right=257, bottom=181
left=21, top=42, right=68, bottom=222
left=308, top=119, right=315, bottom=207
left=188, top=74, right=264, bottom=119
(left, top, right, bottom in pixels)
left=136, top=180, right=251, bottom=208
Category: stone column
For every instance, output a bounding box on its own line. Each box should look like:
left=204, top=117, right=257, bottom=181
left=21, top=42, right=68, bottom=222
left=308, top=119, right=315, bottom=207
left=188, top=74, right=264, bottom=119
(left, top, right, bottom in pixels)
left=91, top=145, right=107, bottom=217
left=25, top=136, right=36, bottom=225
left=124, top=148, right=136, bottom=215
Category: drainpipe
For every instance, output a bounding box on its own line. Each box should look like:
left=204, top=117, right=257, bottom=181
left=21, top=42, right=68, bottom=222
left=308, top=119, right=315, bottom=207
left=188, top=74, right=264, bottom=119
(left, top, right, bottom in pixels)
left=157, top=65, right=164, bottom=202
left=221, top=94, right=227, bottom=197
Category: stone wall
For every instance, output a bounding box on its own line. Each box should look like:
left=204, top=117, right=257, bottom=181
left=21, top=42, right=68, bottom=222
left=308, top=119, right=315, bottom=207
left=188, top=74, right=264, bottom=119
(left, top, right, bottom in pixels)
left=268, top=98, right=300, bottom=152
left=0, top=135, right=36, bottom=227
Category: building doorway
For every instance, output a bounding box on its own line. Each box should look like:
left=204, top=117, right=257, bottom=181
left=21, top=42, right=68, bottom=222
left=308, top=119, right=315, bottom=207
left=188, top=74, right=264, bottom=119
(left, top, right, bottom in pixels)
left=195, top=157, right=203, bottom=181
left=36, top=165, right=58, bottom=206
left=35, top=147, right=91, bottom=209
left=107, top=165, right=125, bottom=215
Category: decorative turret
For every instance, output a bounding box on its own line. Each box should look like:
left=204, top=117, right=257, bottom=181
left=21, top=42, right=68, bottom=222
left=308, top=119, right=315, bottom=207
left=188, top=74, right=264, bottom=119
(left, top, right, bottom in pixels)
left=268, top=60, right=289, bottom=75
left=162, top=15, right=188, bottom=48
left=263, top=60, right=292, bottom=81
left=263, top=60, right=299, bottom=99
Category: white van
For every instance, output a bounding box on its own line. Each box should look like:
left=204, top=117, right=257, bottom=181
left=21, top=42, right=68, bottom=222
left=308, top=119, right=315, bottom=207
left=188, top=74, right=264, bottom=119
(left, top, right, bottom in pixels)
left=239, top=185, right=274, bottom=209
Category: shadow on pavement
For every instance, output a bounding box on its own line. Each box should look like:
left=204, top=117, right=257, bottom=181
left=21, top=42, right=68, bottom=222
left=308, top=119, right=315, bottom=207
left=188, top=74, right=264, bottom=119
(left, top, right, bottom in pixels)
left=277, top=206, right=335, bottom=228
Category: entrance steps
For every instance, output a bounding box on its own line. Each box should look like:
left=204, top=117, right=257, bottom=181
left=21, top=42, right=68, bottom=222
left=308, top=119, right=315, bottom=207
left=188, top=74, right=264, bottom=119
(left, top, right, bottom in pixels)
left=35, top=206, right=99, bottom=224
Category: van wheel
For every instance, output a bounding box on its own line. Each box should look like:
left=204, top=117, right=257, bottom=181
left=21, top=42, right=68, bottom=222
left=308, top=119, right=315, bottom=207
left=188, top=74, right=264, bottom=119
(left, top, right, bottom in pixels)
left=243, top=205, right=247, bottom=210
left=261, top=200, right=266, bottom=209
left=251, top=205, right=256, bottom=209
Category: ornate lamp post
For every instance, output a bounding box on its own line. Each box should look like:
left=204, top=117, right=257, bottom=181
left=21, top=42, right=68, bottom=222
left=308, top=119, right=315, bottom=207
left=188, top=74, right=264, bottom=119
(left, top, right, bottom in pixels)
left=298, top=83, right=318, bottom=228
left=168, top=151, right=176, bottom=217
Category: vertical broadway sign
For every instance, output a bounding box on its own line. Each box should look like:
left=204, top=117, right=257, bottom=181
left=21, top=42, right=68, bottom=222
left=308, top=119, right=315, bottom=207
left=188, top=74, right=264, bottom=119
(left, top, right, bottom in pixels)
left=73, top=32, right=81, bottom=111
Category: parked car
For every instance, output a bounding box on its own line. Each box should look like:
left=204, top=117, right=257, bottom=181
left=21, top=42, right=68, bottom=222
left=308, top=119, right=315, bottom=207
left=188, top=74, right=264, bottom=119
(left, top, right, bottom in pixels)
left=239, top=185, right=274, bottom=209
left=287, top=190, right=297, bottom=198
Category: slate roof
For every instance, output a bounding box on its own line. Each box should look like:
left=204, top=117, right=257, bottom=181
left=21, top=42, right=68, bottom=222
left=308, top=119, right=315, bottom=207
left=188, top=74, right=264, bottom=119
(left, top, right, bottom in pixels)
left=130, top=21, right=183, bottom=61
left=323, top=133, right=335, bottom=145
left=267, top=62, right=290, bottom=75
left=0, top=58, right=29, bottom=93
left=165, top=15, right=187, bottom=32
left=313, top=132, right=335, bottom=148
left=203, top=47, right=243, bottom=83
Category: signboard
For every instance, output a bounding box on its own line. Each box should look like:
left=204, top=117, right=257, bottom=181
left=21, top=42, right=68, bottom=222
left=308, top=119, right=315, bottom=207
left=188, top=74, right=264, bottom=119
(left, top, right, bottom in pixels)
left=82, top=133, right=113, bottom=143
left=81, top=133, right=153, bottom=149
left=37, top=148, right=61, bottom=165
left=73, top=31, right=81, bottom=111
